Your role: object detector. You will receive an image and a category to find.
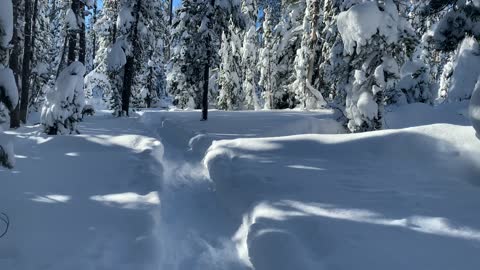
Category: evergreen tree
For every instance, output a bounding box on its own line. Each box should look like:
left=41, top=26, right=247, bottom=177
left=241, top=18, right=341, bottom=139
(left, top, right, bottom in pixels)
left=291, top=0, right=326, bottom=110
left=242, top=25, right=261, bottom=110
left=337, top=0, right=416, bottom=132
left=218, top=20, right=243, bottom=110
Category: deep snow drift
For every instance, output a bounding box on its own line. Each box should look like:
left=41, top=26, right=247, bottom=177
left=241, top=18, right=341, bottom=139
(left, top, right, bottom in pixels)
left=1, top=105, right=480, bottom=270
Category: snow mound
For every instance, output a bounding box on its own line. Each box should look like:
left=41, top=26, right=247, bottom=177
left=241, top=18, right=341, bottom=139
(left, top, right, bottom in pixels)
left=204, top=124, right=480, bottom=269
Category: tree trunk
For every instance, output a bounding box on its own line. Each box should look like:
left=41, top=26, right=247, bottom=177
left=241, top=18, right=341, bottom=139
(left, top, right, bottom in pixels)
left=165, top=0, right=174, bottom=60
left=92, top=0, right=97, bottom=68
left=79, top=2, right=86, bottom=64
left=306, top=0, right=320, bottom=85
left=9, top=0, right=24, bottom=129
left=67, top=0, right=80, bottom=64
left=201, top=0, right=215, bottom=121
left=19, top=0, right=33, bottom=124
left=121, top=0, right=142, bottom=116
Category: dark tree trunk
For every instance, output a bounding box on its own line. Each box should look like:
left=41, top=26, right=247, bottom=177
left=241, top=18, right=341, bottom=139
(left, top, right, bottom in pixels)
left=19, top=0, right=33, bottom=124
left=79, top=3, right=86, bottom=64
left=165, top=0, right=174, bottom=60
left=201, top=62, right=209, bottom=121
left=67, top=0, right=80, bottom=64
left=121, top=0, right=142, bottom=116
left=201, top=0, right=215, bottom=121
left=9, top=0, right=24, bottom=129
left=111, top=1, right=118, bottom=43
left=92, top=0, right=97, bottom=68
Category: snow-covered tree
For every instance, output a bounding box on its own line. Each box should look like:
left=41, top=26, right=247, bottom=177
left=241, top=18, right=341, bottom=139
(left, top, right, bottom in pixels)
left=291, top=0, right=326, bottom=110
left=167, top=0, right=204, bottom=109
left=242, top=25, right=261, bottom=110
left=337, top=0, right=416, bottom=132
left=1, top=0, right=20, bottom=168
left=258, top=7, right=277, bottom=109
left=423, top=1, right=480, bottom=103
left=41, top=61, right=86, bottom=135
left=218, top=20, right=243, bottom=110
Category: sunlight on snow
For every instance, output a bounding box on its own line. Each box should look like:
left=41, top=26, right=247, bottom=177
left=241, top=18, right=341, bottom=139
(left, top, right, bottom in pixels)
left=232, top=200, right=480, bottom=267
left=90, top=191, right=160, bottom=209
left=31, top=194, right=71, bottom=204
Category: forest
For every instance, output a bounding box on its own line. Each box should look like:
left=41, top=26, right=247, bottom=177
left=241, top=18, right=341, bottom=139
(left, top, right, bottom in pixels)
left=1, top=0, right=480, bottom=269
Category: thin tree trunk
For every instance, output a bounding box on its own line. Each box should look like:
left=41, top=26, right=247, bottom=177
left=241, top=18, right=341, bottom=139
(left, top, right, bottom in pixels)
left=165, top=0, right=174, bottom=60
left=92, top=0, right=97, bottom=68
left=19, top=0, right=33, bottom=124
left=9, top=0, right=24, bottom=129
left=121, top=0, right=142, bottom=116
left=201, top=0, right=215, bottom=121
left=67, top=0, right=80, bottom=64
left=79, top=2, right=86, bottom=64
left=306, top=0, right=320, bottom=85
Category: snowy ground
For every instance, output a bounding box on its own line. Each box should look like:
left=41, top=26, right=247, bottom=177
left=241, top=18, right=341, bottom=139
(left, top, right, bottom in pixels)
left=1, top=104, right=480, bottom=270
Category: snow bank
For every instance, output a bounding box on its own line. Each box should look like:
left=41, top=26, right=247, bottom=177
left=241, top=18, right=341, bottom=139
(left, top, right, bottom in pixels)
left=204, top=124, right=480, bottom=270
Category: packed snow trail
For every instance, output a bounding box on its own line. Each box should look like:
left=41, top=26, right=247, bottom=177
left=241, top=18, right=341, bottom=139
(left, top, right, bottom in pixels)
left=0, top=112, right=163, bottom=270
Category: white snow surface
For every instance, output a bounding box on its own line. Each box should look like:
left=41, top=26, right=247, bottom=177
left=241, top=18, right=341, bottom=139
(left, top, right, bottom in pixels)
left=2, top=105, right=480, bottom=270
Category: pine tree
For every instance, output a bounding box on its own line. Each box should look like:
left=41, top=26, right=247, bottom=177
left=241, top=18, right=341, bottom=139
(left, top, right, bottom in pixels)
left=242, top=25, right=261, bottom=110
left=337, top=0, right=416, bottom=132
left=218, top=20, right=243, bottom=110
left=291, top=0, right=326, bottom=110
left=258, top=7, right=277, bottom=109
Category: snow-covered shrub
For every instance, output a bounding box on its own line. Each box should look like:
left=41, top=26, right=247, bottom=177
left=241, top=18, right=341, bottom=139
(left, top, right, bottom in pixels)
left=470, top=78, right=480, bottom=137
left=41, top=62, right=86, bottom=135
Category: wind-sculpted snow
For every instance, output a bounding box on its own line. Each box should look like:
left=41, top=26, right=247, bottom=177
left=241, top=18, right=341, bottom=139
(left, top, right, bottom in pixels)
left=204, top=124, right=480, bottom=270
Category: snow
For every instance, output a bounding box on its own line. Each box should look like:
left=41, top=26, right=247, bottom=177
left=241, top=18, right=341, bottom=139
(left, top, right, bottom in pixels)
left=0, top=0, right=13, bottom=47
left=41, top=62, right=86, bottom=134
left=445, top=37, right=480, bottom=101
left=0, top=66, right=19, bottom=109
left=337, top=0, right=411, bottom=56
left=65, top=8, right=79, bottom=31
left=470, top=79, right=480, bottom=136
left=2, top=104, right=480, bottom=269
left=357, top=91, right=378, bottom=120
left=107, top=40, right=127, bottom=71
